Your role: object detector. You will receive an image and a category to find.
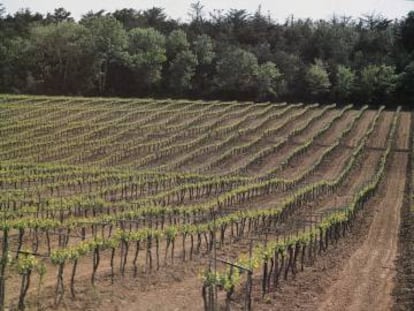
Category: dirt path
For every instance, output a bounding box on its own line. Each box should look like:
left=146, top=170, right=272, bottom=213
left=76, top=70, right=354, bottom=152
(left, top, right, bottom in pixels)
left=317, top=151, right=407, bottom=311
left=316, top=109, right=356, bottom=145
left=345, top=109, right=376, bottom=147
left=127, top=276, right=203, bottom=311
left=396, top=112, right=411, bottom=149
left=367, top=111, right=394, bottom=148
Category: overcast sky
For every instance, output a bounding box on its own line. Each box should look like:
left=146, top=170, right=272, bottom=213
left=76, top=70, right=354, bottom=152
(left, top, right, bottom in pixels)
left=2, top=0, right=413, bottom=22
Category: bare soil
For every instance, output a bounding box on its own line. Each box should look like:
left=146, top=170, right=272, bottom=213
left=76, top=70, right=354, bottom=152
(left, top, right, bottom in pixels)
left=2, top=107, right=411, bottom=311
left=250, top=150, right=408, bottom=311
left=318, top=152, right=406, bottom=311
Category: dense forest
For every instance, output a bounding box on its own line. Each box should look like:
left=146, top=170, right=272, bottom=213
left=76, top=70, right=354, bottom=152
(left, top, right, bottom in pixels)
left=0, top=2, right=413, bottom=106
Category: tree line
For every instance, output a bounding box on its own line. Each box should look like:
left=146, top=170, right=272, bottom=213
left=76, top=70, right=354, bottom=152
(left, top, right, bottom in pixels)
left=0, top=3, right=413, bottom=106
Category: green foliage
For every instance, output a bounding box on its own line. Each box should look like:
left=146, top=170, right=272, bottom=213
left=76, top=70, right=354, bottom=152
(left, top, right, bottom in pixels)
left=81, top=16, right=127, bottom=94
left=0, top=36, right=33, bottom=92
left=305, top=59, right=331, bottom=97
left=125, top=27, right=167, bottom=87
left=399, top=11, right=414, bottom=53
left=112, top=8, right=142, bottom=30
left=168, top=49, right=198, bottom=93
left=202, top=106, right=401, bottom=295
left=189, top=1, right=205, bottom=24
left=81, top=16, right=127, bottom=58
left=14, top=253, right=39, bottom=275
left=192, top=34, right=215, bottom=65
left=45, top=8, right=74, bottom=23
left=30, top=22, right=95, bottom=93
left=272, top=51, right=303, bottom=97
left=202, top=268, right=241, bottom=291
left=255, top=61, right=284, bottom=100
left=308, top=18, right=357, bottom=64
left=359, top=64, right=398, bottom=103
left=398, top=61, right=414, bottom=103
left=335, top=65, right=355, bottom=101
left=0, top=6, right=412, bottom=104
left=142, top=7, right=168, bottom=30
left=166, top=29, right=190, bottom=59
left=215, top=48, right=258, bottom=94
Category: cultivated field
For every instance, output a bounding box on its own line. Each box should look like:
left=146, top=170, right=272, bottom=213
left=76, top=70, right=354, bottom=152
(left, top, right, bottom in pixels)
left=0, top=95, right=411, bottom=310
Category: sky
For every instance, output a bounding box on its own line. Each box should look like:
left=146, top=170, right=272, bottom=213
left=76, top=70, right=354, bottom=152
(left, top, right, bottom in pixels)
left=1, top=0, right=414, bottom=22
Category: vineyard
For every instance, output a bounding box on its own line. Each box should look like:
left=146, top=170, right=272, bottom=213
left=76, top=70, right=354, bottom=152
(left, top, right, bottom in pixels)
left=0, top=95, right=411, bottom=310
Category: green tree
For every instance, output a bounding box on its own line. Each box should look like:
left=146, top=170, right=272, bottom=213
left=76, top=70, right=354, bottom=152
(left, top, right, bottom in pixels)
left=255, top=61, right=283, bottom=100
left=81, top=16, right=127, bottom=94
left=192, top=34, right=215, bottom=65
left=143, top=7, right=167, bottom=28
left=272, top=51, right=305, bottom=99
left=30, top=22, right=95, bottom=93
left=112, top=8, right=142, bottom=30
left=190, top=34, right=215, bottom=95
left=125, top=27, right=167, bottom=89
left=307, top=19, right=358, bottom=65
left=188, top=1, right=205, bottom=33
left=398, top=61, right=414, bottom=104
left=305, top=59, right=331, bottom=98
left=359, top=64, right=398, bottom=103
left=3, top=9, right=44, bottom=37
left=45, top=8, right=73, bottom=23
left=0, top=2, right=410, bottom=104
left=335, top=65, right=355, bottom=101
left=188, top=1, right=205, bottom=24
left=400, top=11, right=414, bottom=53
left=0, top=37, right=34, bottom=92
left=164, top=29, right=198, bottom=94
left=354, top=14, right=394, bottom=66
left=166, top=29, right=190, bottom=59
left=168, top=50, right=198, bottom=93
left=215, top=47, right=259, bottom=97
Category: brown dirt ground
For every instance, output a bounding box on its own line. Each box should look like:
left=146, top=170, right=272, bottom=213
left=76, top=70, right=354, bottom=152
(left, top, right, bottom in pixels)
left=317, top=152, right=406, bottom=311
left=249, top=150, right=408, bottom=311
left=3, top=109, right=410, bottom=311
